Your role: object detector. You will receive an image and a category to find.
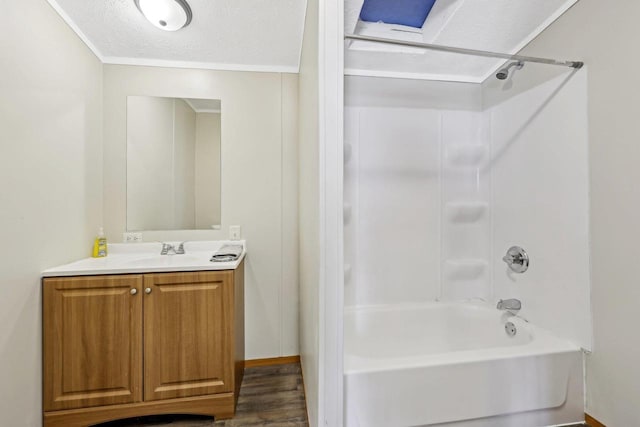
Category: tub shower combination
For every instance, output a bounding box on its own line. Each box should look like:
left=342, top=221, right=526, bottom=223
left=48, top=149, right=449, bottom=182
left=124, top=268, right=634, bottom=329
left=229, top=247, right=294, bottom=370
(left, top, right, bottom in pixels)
left=344, top=246, right=584, bottom=427
left=343, top=35, right=590, bottom=427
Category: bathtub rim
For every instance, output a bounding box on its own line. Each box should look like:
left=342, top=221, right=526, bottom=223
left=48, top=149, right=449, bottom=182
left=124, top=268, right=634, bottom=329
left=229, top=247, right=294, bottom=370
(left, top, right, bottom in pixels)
left=344, top=300, right=582, bottom=375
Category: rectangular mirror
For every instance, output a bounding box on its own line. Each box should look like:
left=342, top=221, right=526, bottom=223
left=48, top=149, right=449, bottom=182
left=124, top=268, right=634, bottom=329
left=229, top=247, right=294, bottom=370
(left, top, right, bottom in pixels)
left=126, top=96, right=221, bottom=231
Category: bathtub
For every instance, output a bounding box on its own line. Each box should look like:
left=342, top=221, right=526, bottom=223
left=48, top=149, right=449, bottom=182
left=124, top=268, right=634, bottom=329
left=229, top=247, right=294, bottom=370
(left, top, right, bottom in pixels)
left=344, top=302, right=584, bottom=427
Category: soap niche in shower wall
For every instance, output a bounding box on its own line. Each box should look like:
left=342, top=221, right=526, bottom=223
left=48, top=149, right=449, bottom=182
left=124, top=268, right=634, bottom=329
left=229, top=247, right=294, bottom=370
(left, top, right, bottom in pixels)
left=444, top=259, right=487, bottom=281
left=343, top=203, right=352, bottom=224
left=445, top=144, right=487, bottom=168
left=344, top=141, right=353, bottom=164
left=446, top=201, right=488, bottom=223
left=343, top=109, right=360, bottom=306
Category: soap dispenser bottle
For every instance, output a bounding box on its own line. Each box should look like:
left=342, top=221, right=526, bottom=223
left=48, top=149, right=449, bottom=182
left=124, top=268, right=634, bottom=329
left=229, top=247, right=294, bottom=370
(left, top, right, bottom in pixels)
left=92, top=227, right=108, bottom=258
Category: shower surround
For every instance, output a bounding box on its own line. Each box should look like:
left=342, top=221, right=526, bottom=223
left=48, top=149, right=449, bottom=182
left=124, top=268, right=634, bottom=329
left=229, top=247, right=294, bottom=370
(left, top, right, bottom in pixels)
left=343, top=66, right=590, bottom=426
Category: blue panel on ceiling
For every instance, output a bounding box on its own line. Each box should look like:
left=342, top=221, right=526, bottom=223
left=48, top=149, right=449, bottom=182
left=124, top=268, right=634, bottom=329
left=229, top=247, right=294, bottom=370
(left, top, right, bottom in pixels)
left=359, top=0, right=437, bottom=28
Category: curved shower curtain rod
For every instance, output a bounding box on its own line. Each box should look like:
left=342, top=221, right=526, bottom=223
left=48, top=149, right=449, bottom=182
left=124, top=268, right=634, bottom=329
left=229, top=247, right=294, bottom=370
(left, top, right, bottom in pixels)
left=344, top=34, right=584, bottom=69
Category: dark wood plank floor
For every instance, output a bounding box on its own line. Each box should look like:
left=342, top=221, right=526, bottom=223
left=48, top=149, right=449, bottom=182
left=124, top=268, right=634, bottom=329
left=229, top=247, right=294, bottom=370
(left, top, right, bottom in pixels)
left=98, top=363, right=308, bottom=427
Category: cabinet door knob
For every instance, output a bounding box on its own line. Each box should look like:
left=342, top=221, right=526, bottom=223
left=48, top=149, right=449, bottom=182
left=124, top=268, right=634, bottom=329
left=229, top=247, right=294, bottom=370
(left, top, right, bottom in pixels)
left=145, top=287, right=152, bottom=294
left=130, top=288, right=137, bottom=295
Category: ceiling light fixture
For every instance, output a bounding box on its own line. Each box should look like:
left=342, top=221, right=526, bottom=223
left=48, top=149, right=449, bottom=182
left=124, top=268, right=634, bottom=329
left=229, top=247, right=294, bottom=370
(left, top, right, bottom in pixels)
left=135, top=0, right=192, bottom=31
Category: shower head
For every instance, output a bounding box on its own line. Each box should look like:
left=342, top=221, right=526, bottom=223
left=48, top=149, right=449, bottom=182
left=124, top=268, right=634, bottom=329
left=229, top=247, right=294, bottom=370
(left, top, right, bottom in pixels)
left=496, top=61, right=524, bottom=80
left=495, top=69, right=509, bottom=80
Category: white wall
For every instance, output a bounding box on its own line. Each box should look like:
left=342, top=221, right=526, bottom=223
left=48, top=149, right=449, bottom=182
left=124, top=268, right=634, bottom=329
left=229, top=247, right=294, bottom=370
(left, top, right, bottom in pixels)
left=344, top=106, right=442, bottom=306
left=522, top=1, right=640, bottom=424
left=104, top=66, right=299, bottom=359
left=343, top=108, right=494, bottom=305
left=126, top=96, right=176, bottom=230
left=173, top=99, right=196, bottom=229
left=0, top=1, right=103, bottom=426
left=344, top=77, right=487, bottom=307
left=298, top=0, right=321, bottom=423
left=343, top=74, right=590, bottom=349
left=486, top=69, right=591, bottom=350
left=195, top=112, right=222, bottom=228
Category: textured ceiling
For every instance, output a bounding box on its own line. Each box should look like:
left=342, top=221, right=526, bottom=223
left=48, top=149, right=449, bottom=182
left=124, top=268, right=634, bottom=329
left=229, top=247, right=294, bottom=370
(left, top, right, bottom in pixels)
left=345, top=0, right=580, bottom=82
left=47, top=0, right=579, bottom=80
left=47, top=0, right=307, bottom=72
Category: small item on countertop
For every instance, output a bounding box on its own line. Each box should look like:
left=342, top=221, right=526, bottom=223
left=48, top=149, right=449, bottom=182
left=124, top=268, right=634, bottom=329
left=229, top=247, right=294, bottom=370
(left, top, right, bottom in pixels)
left=210, top=244, right=243, bottom=262
left=92, top=227, right=108, bottom=258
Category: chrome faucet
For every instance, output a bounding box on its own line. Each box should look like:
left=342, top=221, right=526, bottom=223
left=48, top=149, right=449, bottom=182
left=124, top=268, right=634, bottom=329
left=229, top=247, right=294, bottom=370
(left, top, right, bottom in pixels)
left=496, top=299, right=522, bottom=313
left=160, top=243, right=175, bottom=255
left=502, top=246, right=529, bottom=273
left=160, top=242, right=186, bottom=255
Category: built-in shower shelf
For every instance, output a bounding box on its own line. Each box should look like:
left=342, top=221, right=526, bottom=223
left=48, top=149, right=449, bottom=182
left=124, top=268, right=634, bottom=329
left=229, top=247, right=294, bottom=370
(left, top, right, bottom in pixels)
left=446, top=201, right=488, bottom=223
left=344, top=203, right=352, bottom=224
left=344, top=142, right=353, bottom=164
left=446, top=145, right=487, bottom=167
left=444, top=259, right=487, bottom=281
left=344, top=263, right=352, bottom=282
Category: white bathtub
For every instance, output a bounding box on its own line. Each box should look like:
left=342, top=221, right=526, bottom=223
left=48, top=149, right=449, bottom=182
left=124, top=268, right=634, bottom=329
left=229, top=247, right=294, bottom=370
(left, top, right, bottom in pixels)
left=344, top=302, right=584, bottom=427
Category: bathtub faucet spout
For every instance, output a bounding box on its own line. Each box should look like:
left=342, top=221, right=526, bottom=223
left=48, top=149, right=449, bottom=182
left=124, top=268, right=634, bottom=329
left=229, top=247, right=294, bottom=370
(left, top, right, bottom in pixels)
left=496, top=299, right=522, bottom=313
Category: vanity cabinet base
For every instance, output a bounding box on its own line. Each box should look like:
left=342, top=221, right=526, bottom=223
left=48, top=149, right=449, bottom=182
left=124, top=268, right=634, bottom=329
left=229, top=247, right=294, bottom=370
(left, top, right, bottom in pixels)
left=43, top=392, right=235, bottom=427
left=42, top=261, right=245, bottom=427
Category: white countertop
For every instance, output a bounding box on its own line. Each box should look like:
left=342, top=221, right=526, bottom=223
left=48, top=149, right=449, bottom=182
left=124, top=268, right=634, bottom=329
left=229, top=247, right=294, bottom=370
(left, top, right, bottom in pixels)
left=42, top=240, right=246, bottom=277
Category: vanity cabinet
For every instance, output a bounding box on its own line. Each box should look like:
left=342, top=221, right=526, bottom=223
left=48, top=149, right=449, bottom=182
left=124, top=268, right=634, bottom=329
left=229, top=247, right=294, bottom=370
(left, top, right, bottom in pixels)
left=43, top=275, right=144, bottom=412
left=42, top=262, right=244, bottom=427
left=143, top=271, right=234, bottom=401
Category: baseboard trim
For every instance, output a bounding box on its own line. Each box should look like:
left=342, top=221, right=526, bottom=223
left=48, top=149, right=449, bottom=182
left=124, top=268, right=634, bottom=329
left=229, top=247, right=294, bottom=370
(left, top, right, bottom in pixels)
left=586, top=413, right=606, bottom=427
left=244, top=355, right=300, bottom=368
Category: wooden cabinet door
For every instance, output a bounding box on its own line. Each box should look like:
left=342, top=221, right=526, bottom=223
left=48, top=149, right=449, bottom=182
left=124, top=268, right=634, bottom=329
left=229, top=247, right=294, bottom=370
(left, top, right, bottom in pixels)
left=43, top=275, right=143, bottom=411
left=143, top=271, right=234, bottom=401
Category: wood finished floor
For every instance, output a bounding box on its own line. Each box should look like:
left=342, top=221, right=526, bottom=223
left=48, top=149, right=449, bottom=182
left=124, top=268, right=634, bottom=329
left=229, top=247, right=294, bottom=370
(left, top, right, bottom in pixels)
left=98, top=363, right=308, bottom=427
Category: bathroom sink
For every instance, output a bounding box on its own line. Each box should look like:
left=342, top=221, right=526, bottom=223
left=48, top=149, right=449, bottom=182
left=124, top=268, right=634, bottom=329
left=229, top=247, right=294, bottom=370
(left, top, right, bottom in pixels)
left=122, top=254, right=204, bottom=267
left=41, top=240, right=246, bottom=277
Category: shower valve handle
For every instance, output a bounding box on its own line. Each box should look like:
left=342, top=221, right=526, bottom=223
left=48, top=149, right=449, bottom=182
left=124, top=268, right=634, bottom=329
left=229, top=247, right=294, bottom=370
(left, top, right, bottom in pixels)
left=502, top=246, right=529, bottom=273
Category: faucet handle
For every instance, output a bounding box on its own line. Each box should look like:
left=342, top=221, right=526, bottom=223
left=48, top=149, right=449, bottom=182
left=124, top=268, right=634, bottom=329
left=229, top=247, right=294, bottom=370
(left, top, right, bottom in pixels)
left=502, top=246, right=529, bottom=273
left=176, top=242, right=185, bottom=254
left=160, top=242, right=173, bottom=255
